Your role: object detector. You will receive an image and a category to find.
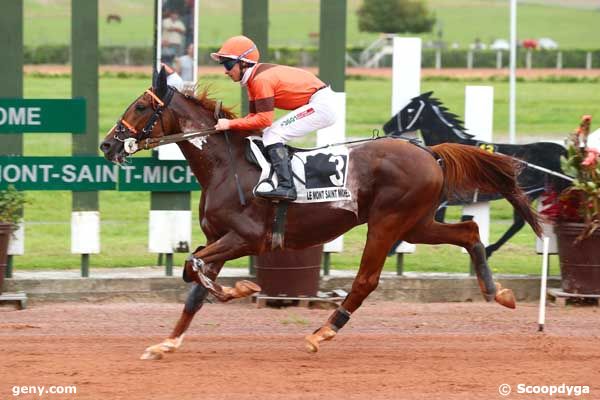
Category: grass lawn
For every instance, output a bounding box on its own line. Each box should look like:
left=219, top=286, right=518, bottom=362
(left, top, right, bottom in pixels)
left=11, top=73, right=590, bottom=275
left=22, top=0, right=600, bottom=49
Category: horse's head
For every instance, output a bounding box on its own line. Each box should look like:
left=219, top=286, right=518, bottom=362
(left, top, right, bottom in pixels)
left=383, top=91, right=474, bottom=145
left=383, top=91, right=434, bottom=136
left=100, top=66, right=177, bottom=163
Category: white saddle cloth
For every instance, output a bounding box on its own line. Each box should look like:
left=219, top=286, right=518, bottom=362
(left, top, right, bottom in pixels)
left=247, top=136, right=353, bottom=204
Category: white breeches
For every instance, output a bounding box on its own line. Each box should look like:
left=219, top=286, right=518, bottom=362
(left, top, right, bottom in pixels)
left=262, top=87, right=338, bottom=146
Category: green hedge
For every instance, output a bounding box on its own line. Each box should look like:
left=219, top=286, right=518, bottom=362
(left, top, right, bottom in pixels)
left=23, top=44, right=600, bottom=69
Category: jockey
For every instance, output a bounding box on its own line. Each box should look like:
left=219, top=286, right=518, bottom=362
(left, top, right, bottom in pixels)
left=211, top=35, right=337, bottom=201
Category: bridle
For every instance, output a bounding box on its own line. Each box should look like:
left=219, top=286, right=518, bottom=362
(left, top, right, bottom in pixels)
left=112, top=86, right=225, bottom=154
left=113, top=87, right=175, bottom=153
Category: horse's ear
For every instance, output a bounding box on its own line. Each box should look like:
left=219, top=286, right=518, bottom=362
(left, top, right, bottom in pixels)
left=422, top=91, right=434, bottom=99
left=154, top=66, right=168, bottom=99
left=152, top=66, right=158, bottom=88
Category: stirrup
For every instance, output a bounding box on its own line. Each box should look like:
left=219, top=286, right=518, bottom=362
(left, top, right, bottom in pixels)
left=258, top=187, right=297, bottom=201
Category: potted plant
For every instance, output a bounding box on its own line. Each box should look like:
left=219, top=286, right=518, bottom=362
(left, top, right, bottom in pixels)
left=0, top=185, right=26, bottom=294
left=541, top=115, right=600, bottom=295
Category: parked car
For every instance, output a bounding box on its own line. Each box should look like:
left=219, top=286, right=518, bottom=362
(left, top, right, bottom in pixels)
left=538, top=38, right=558, bottom=50
left=522, top=39, right=538, bottom=49
left=490, top=39, right=510, bottom=50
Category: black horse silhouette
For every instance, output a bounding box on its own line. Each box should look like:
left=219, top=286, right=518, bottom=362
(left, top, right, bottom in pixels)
left=383, top=91, right=570, bottom=257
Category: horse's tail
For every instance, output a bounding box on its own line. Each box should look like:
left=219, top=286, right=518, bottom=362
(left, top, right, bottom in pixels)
left=432, top=143, right=542, bottom=236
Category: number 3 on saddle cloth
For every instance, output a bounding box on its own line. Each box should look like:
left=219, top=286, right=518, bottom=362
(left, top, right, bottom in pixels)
left=246, top=136, right=357, bottom=212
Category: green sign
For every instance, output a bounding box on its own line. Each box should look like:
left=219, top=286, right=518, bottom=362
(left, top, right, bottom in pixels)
left=0, top=156, right=199, bottom=191
left=0, top=98, right=86, bottom=133
left=118, top=158, right=199, bottom=191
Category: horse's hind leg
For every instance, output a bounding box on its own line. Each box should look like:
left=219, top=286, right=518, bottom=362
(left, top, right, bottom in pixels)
left=485, top=209, right=525, bottom=258
left=405, top=220, right=516, bottom=309
left=305, top=220, right=399, bottom=353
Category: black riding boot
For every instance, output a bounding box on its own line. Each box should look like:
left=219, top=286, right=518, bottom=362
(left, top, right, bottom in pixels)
left=260, top=143, right=297, bottom=201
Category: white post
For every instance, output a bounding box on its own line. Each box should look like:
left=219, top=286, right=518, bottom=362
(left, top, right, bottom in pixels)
left=391, top=37, right=421, bottom=121
left=158, top=143, right=185, bottom=160
left=71, top=211, right=100, bottom=254
left=538, top=237, right=550, bottom=332
left=536, top=194, right=558, bottom=254
left=7, top=222, right=25, bottom=256
left=317, top=92, right=346, bottom=254
left=391, top=37, right=420, bottom=254
left=586, top=51, right=592, bottom=70
left=463, top=86, right=494, bottom=248
left=435, top=48, right=442, bottom=69
left=509, top=0, right=517, bottom=144
left=148, top=210, right=192, bottom=254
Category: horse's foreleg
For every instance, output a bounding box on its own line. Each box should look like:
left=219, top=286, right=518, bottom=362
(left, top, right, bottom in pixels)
left=141, top=256, right=228, bottom=361
left=305, top=226, right=395, bottom=353
left=406, top=220, right=516, bottom=309
left=185, top=233, right=261, bottom=302
left=141, top=283, right=210, bottom=360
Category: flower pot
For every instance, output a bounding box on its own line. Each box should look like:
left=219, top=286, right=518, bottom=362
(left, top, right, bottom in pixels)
left=0, top=222, right=13, bottom=295
left=555, top=222, right=600, bottom=295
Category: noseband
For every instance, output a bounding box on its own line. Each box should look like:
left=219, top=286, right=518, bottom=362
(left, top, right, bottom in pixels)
left=113, top=87, right=175, bottom=150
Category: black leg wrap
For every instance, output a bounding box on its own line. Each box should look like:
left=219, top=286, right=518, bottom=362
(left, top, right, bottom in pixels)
left=327, top=306, right=351, bottom=332
left=184, top=284, right=209, bottom=314
left=472, top=242, right=496, bottom=300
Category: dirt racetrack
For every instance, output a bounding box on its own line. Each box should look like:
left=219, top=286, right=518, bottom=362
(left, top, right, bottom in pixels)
left=1, top=301, right=599, bottom=400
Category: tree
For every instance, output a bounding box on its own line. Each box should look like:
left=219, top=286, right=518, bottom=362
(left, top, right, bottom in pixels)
left=357, top=0, right=436, bottom=34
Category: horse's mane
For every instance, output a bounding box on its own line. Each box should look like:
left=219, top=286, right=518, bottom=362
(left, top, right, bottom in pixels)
left=416, top=92, right=473, bottom=139
left=179, top=85, right=262, bottom=137
left=182, top=85, right=238, bottom=120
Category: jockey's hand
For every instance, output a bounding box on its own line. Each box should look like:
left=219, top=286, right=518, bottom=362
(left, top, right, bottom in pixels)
left=215, top=118, right=231, bottom=131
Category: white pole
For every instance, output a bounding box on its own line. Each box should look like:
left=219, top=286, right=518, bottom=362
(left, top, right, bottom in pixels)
left=463, top=86, right=494, bottom=248
left=537, top=237, right=550, bottom=332
left=391, top=37, right=421, bottom=254
left=509, top=0, right=517, bottom=144
left=391, top=37, right=421, bottom=118
left=318, top=92, right=346, bottom=254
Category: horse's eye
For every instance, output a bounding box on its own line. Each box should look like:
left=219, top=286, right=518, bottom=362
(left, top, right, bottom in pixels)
left=135, top=104, right=146, bottom=112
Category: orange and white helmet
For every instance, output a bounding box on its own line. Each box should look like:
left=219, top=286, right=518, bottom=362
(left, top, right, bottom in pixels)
left=210, top=35, right=260, bottom=64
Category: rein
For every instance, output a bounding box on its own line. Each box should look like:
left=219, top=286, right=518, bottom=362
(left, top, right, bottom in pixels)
left=136, top=127, right=219, bottom=151
left=512, top=158, right=575, bottom=182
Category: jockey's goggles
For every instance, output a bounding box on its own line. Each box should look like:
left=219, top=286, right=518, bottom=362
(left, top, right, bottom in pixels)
left=221, top=58, right=238, bottom=71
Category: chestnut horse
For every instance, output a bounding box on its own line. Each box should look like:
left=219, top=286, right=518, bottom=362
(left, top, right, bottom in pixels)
left=100, top=68, right=541, bottom=359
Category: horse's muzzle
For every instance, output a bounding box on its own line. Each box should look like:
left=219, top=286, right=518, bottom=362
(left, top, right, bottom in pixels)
left=99, top=137, right=125, bottom=163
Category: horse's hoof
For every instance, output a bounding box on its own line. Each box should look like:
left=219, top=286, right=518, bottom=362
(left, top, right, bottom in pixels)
left=304, top=336, right=319, bottom=353
left=140, top=347, right=164, bottom=360
left=304, top=326, right=336, bottom=353
left=140, top=335, right=184, bottom=360
left=235, top=280, right=261, bottom=297
left=160, top=335, right=185, bottom=353
left=495, top=283, right=516, bottom=309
